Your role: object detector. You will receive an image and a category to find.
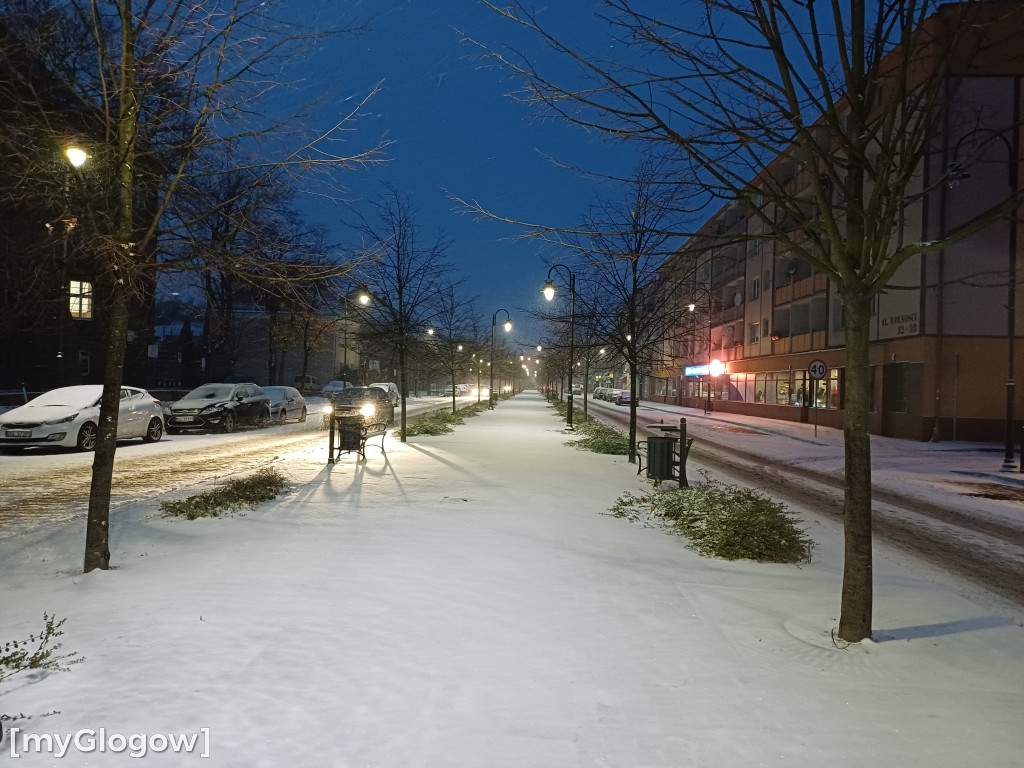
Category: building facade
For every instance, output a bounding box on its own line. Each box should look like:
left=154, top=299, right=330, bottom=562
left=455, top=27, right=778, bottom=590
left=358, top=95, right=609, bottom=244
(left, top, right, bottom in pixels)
left=645, top=3, right=1023, bottom=443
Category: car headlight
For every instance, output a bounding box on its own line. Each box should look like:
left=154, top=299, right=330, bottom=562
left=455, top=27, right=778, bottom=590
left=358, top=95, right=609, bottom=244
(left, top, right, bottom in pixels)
left=43, top=413, right=78, bottom=425
left=322, top=404, right=334, bottom=415
left=201, top=404, right=226, bottom=413
left=359, top=403, right=376, bottom=418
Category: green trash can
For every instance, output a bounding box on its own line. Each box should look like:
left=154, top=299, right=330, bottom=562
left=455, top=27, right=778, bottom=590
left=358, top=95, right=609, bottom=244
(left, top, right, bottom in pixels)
left=646, top=436, right=677, bottom=481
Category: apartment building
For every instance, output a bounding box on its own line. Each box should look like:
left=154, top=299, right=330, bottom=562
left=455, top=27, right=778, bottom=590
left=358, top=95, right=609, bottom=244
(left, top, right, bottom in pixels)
left=647, top=2, right=1024, bottom=442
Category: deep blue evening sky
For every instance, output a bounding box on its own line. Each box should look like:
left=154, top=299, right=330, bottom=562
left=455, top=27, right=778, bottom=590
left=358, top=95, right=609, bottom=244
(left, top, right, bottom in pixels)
left=277, top=1, right=643, bottom=344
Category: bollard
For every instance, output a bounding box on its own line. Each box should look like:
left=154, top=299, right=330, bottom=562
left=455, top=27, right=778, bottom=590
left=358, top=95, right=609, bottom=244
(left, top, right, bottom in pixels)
left=678, top=418, right=690, bottom=487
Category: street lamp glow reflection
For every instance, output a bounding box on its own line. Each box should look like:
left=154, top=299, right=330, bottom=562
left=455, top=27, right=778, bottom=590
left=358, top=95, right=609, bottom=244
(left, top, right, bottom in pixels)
left=709, top=359, right=725, bottom=376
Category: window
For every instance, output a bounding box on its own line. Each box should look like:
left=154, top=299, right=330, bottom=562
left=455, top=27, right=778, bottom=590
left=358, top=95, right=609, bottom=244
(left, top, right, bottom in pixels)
left=883, top=363, right=909, bottom=413
left=79, top=350, right=91, bottom=376
left=750, top=278, right=760, bottom=300
left=69, top=280, right=93, bottom=319
left=748, top=321, right=760, bottom=344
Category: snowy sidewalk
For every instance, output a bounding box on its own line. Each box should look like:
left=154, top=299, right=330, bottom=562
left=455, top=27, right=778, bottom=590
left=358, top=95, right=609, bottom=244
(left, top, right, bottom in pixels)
left=2, top=392, right=1022, bottom=767
left=610, top=398, right=1024, bottom=531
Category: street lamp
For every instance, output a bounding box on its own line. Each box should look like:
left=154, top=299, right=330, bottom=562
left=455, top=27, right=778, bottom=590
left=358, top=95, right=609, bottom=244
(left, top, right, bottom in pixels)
left=472, top=354, right=483, bottom=403
left=490, top=309, right=512, bottom=408
left=542, top=265, right=576, bottom=430
left=707, top=358, right=725, bottom=414
left=950, top=128, right=1018, bottom=470
left=54, top=146, right=87, bottom=384
left=689, top=295, right=718, bottom=413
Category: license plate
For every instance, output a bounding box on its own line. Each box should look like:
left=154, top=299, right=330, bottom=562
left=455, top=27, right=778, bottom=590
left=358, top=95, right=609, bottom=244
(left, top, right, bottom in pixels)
left=6, top=430, right=31, bottom=438
left=176, top=416, right=195, bottom=423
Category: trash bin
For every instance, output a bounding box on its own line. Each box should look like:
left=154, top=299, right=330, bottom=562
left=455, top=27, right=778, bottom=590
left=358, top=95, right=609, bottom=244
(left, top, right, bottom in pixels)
left=646, top=436, right=677, bottom=481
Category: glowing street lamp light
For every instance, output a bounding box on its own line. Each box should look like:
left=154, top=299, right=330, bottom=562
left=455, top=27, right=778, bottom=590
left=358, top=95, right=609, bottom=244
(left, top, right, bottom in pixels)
left=707, top=359, right=724, bottom=413
left=65, top=146, right=88, bottom=168
left=490, top=309, right=512, bottom=408
left=542, top=265, right=576, bottom=430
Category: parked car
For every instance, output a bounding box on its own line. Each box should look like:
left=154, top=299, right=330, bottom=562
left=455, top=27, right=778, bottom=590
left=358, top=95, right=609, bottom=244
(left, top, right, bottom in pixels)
left=606, top=388, right=622, bottom=403
left=442, top=384, right=466, bottom=397
left=593, top=387, right=608, bottom=400
left=614, top=389, right=633, bottom=406
left=262, top=386, right=307, bottom=424
left=165, top=383, right=271, bottom=434
left=322, top=387, right=395, bottom=427
left=320, top=380, right=354, bottom=395
left=0, top=385, right=164, bottom=451
left=368, top=381, right=400, bottom=406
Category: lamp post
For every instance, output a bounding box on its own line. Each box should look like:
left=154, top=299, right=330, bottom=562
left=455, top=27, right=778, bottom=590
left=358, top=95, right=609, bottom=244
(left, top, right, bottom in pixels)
left=542, top=265, right=576, bottom=430
left=473, top=354, right=483, bottom=403
left=950, top=128, right=1018, bottom=470
left=490, top=309, right=512, bottom=408
left=55, top=146, right=88, bottom=385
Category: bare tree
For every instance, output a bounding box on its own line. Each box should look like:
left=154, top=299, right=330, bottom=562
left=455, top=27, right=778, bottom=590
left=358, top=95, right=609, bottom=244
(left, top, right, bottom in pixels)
left=0, top=0, right=385, bottom=572
left=467, top=0, right=1024, bottom=642
left=350, top=185, right=456, bottom=440
left=426, top=289, right=477, bottom=413
left=542, top=160, right=690, bottom=460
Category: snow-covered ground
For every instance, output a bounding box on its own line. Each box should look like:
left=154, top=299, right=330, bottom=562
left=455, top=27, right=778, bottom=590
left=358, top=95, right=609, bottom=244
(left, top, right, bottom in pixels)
left=1, top=392, right=1022, bottom=766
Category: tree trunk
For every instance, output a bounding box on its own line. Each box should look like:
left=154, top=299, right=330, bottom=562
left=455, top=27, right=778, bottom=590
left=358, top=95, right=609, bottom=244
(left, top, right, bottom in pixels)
left=627, top=360, right=638, bottom=463
left=398, top=343, right=408, bottom=442
left=582, top=358, right=590, bottom=419
left=84, top=0, right=137, bottom=573
left=83, top=282, right=130, bottom=572
left=838, top=291, right=874, bottom=642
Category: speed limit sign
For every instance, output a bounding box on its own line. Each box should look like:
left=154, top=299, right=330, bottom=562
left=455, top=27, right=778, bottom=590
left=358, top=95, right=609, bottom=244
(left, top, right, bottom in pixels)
left=808, top=359, right=828, bottom=380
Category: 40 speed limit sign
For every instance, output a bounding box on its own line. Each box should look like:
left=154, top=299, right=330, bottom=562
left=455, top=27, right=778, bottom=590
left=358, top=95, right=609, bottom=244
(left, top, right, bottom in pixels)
left=808, top=359, right=828, bottom=379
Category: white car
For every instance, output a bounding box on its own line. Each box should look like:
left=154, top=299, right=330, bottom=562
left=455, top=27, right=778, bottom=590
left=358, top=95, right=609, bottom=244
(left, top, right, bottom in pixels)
left=368, top=382, right=400, bottom=406
left=320, top=380, right=353, bottom=395
left=0, top=385, right=164, bottom=451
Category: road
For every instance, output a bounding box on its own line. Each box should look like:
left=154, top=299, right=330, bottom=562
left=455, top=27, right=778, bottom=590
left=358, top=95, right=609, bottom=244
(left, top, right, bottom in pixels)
left=584, top=396, right=1024, bottom=609
left=0, top=397, right=457, bottom=538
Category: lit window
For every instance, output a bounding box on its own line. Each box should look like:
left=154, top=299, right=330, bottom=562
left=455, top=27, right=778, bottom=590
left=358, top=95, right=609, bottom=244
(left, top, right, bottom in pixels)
left=69, top=280, right=93, bottom=319
left=748, top=322, right=760, bottom=344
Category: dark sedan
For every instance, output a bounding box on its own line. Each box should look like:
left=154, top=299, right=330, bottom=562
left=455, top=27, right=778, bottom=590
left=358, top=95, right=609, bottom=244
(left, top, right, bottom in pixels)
left=165, top=383, right=271, bottom=434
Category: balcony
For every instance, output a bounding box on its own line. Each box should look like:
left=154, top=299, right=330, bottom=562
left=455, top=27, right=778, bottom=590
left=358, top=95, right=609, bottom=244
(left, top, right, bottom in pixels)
left=774, top=273, right=828, bottom=306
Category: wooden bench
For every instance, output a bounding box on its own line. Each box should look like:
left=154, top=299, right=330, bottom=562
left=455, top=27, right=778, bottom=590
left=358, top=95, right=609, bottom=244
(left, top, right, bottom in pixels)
left=327, top=412, right=390, bottom=463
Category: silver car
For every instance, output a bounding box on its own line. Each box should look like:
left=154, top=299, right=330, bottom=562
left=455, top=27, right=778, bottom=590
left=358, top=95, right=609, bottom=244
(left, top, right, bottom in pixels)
left=0, top=385, right=164, bottom=451
left=263, top=386, right=307, bottom=424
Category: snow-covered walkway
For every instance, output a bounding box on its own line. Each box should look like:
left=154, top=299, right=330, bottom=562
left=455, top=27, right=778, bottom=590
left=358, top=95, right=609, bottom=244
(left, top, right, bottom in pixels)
left=2, top=392, right=1022, bottom=767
